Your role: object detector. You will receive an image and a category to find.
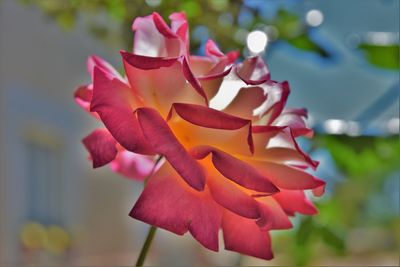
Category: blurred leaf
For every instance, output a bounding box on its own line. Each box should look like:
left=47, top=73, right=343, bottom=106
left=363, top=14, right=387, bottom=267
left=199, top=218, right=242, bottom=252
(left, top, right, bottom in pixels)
left=288, top=33, right=330, bottom=58
left=55, top=11, right=75, bottom=30
left=296, top=217, right=314, bottom=245
left=359, top=44, right=400, bottom=70
left=318, top=226, right=346, bottom=254
left=273, top=9, right=303, bottom=39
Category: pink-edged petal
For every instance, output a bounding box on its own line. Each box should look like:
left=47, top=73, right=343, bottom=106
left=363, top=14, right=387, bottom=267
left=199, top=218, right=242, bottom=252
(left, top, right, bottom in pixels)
left=226, top=50, right=240, bottom=63
left=130, top=171, right=222, bottom=251
left=152, top=12, right=177, bottom=38
left=110, top=150, right=155, bottom=180
left=312, top=184, right=326, bottom=197
left=90, top=66, right=154, bottom=154
left=253, top=126, right=319, bottom=169
left=122, top=52, right=204, bottom=115
left=136, top=107, right=206, bottom=191
left=264, top=81, right=290, bottom=124
left=273, top=189, right=318, bottom=215
left=74, top=84, right=95, bottom=115
left=236, top=56, right=270, bottom=85
left=132, top=15, right=168, bottom=57
left=121, top=51, right=178, bottom=70
left=256, top=196, right=293, bottom=230
left=207, top=170, right=260, bottom=219
left=223, top=86, right=267, bottom=119
left=82, top=129, right=117, bottom=168
left=205, top=39, right=225, bottom=57
left=180, top=57, right=208, bottom=105
left=222, top=210, right=273, bottom=260
left=169, top=12, right=188, bottom=44
left=250, top=160, right=325, bottom=190
left=87, top=55, right=123, bottom=81
left=168, top=103, right=254, bottom=154
left=191, top=146, right=278, bottom=193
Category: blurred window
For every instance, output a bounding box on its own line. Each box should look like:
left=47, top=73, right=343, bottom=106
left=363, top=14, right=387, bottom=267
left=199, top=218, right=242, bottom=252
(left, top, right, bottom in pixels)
left=24, top=134, right=63, bottom=225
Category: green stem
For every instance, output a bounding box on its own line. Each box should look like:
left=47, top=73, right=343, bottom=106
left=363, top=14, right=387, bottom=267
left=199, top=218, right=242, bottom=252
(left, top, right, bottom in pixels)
left=135, top=225, right=157, bottom=267
left=135, top=156, right=162, bottom=266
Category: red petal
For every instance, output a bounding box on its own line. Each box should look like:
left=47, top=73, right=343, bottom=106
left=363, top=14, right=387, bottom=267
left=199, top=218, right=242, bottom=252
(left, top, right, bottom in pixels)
left=137, top=107, right=206, bottom=191
left=250, top=160, right=325, bottom=190
left=180, top=57, right=208, bottom=105
left=130, top=170, right=221, bottom=251
left=190, top=146, right=278, bottom=194
left=110, top=150, right=155, bottom=180
left=207, top=171, right=260, bottom=219
left=121, top=51, right=178, bottom=70
left=87, top=55, right=123, bottom=81
left=82, top=129, right=117, bottom=168
left=205, top=39, right=225, bottom=57
left=236, top=56, right=270, bottom=85
left=90, top=67, right=154, bottom=154
left=74, top=84, right=95, bottom=115
left=273, top=189, right=318, bottom=215
left=152, top=12, right=177, bottom=38
left=256, top=197, right=293, bottom=230
left=222, top=210, right=273, bottom=260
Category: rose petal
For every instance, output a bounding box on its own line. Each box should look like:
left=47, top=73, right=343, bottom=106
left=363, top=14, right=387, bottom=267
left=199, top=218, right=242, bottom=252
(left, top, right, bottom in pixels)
left=82, top=129, right=117, bottom=168
left=205, top=39, right=225, bottom=58
left=249, top=160, right=325, bottom=190
left=90, top=66, right=154, bottom=154
left=223, top=86, right=267, bottom=119
left=137, top=107, right=206, bottom=191
left=122, top=52, right=204, bottom=115
left=256, top=197, right=293, bottom=230
left=168, top=103, right=254, bottom=155
left=190, top=146, right=278, bottom=194
left=236, top=56, right=270, bottom=85
left=207, top=169, right=261, bottom=219
left=222, top=210, right=273, bottom=260
left=74, top=84, right=95, bottom=115
left=273, top=190, right=318, bottom=215
left=110, top=150, right=155, bottom=180
left=130, top=169, right=221, bottom=251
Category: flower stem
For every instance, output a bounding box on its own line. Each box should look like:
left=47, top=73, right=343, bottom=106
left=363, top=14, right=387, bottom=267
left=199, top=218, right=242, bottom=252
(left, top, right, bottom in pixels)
left=135, top=156, right=162, bottom=266
left=135, top=225, right=157, bottom=267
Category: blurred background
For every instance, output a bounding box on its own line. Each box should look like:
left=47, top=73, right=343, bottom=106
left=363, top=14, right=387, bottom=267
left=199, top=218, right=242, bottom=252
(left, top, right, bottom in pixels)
left=0, top=0, right=399, bottom=266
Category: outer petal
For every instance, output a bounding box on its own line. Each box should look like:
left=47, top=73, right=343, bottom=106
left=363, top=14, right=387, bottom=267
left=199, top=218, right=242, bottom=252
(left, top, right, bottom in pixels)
left=273, top=190, right=318, bottom=216
left=82, top=129, right=117, bottom=168
left=90, top=67, right=154, bottom=154
left=207, top=167, right=261, bottom=219
left=236, top=56, right=270, bottom=85
left=256, top=197, right=293, bottom=230
left=130, top=168, right=222, bottom=251
left=205, top=39, right=225, bottom=57
left=87, top=55, right=123, bottom=81
left=222, top=210, right=273, bottom=260
left=136, top=107, right=206, bottom=191
left=190, top=146, right=278, bottom=193
left=74, top=84, right=94, bottom=114
left=249, top=160, right=325, bottom=190
left=110, top=150, right=155, bottom=180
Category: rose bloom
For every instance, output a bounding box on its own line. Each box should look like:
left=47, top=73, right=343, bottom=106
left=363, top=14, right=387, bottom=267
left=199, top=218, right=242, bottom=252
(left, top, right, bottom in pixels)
left=75, top=12, right=325, bottom=260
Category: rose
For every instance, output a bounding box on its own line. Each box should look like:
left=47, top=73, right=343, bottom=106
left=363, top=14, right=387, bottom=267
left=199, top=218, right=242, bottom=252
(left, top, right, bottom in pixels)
left=74, top=12, right=325, bottom=261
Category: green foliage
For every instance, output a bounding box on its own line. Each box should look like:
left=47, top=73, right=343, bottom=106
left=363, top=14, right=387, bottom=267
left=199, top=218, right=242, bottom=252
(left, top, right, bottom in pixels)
left=359, top=44, right=400, bottom=70
left=18, top=0, right=330, bottom=58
